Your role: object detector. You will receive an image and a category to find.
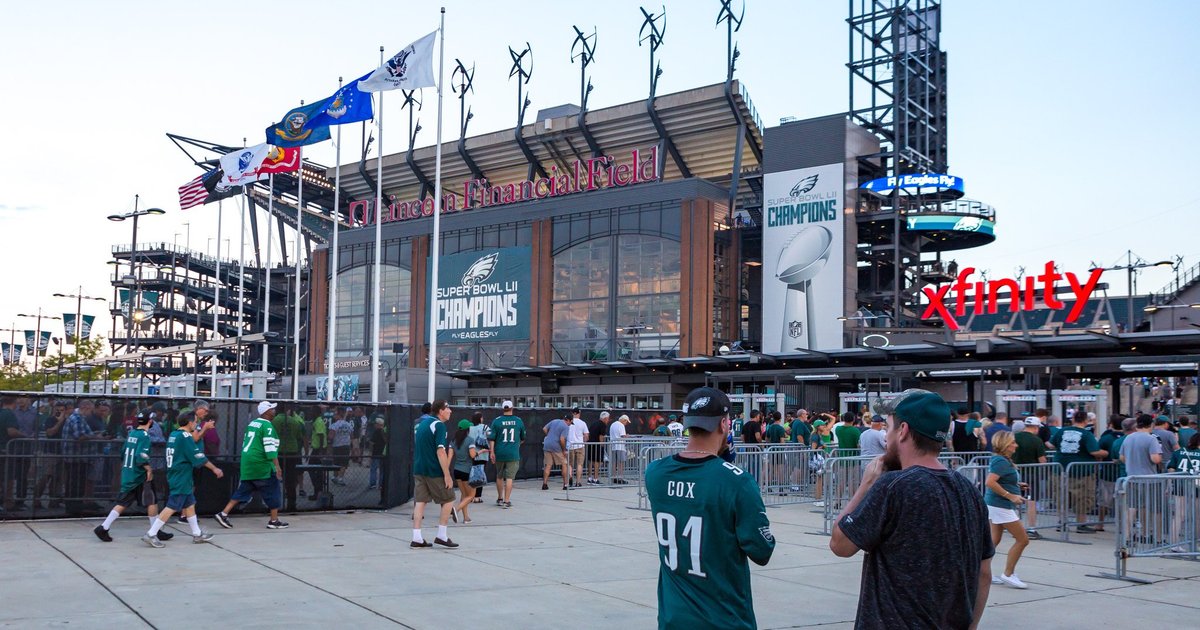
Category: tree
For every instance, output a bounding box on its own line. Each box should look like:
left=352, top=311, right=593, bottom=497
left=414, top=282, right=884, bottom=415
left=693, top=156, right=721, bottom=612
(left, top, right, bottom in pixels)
left=0, top=337, right=118, bottom=392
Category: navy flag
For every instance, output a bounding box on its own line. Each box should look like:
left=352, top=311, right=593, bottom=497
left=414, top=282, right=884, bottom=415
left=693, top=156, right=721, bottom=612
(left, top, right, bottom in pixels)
left=307, top=74, right=374, bottom=129
left=265, top=100, right=332, bottom=148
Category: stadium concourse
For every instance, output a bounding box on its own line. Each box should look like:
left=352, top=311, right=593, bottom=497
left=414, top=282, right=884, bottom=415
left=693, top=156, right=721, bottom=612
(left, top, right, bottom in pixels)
left=2, top=480, right=1198, bottom=629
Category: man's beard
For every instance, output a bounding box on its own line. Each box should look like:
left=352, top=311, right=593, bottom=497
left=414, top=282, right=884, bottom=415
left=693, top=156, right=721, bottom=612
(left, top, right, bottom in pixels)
left=881, top=437, right=902, bottom=471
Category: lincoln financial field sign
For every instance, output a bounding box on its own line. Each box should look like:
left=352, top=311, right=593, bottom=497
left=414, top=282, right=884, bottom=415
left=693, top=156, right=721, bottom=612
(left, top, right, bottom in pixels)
left=428, top=246, right=531, bottom=342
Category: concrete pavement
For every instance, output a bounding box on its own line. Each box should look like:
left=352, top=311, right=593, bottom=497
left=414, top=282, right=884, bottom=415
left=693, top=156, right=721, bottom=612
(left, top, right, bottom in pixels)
left=2, top=479, right=1199, bottom=628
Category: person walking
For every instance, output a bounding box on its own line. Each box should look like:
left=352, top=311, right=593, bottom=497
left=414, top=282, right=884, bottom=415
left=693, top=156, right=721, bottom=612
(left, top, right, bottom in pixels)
left=214, top=402, right=288, bottom=530
left=412, top=400, right=457, bottom=548
left=1052, top=412, right=1108, bottom=533
left=272, top=404, right=307, bottom=512
left=450, top=419, right=478, bottom=524
left=466, top=411, right=488, bottom=503
left=830, top=389, right=992, bottom=629
left=984, top=432, right=1030, bottom=589
left=94, top=412, right=173, bottom=542
left=488, top=401, right=525, bottom=508
left=142, top=414, right=224, bottom=547
left=566, top=408, right=589, bottom=487
left=645, top=387, right=775, bottom=630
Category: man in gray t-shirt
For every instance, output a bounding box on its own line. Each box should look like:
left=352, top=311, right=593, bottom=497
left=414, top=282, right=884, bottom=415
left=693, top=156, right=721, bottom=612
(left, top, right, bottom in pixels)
left=860, top=416, right=888, bottom=457
left=1121, top=418, right=1164, bottom=476
left=541, top=418, right=570, bottom=490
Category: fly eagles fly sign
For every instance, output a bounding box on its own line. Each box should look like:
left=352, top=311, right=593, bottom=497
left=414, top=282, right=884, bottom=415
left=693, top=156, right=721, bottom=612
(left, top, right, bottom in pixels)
left=428, top=247, right=531, bottom=342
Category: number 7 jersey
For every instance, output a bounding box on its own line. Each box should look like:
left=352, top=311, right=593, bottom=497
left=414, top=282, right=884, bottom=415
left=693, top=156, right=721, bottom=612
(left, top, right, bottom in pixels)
left=645, top=454, right=775, bottom=630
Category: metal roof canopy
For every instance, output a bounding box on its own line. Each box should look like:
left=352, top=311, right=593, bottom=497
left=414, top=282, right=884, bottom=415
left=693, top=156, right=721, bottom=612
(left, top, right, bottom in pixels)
left=61, top=333, right=274, bottom=371
left=335, top=81, right=762, bottom=205
left=448, top=330, right=1200, bottom=383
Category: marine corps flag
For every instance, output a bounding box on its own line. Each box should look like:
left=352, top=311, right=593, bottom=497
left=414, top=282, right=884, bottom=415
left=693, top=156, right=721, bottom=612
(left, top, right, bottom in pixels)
left=265, top=100, right=332, bottom=148
left=258, top=146, right=300, bottom=174
left=178, top=168, right=242, bottom=210
left=360, top=31, right=437, bottom=92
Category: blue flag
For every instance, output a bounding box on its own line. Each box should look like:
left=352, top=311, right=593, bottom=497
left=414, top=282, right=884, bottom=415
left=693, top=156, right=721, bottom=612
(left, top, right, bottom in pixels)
left=307, top=74, right=374, bottom=129
left=265, top=100, right=333, bottom=148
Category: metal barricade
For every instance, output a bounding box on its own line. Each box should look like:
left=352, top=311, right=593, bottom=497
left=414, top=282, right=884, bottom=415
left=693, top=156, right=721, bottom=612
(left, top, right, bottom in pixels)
left=819, top=455, right=876, bottom=534
left=1015, top=462, right=1066, bottom=538
left=937, top=454, right=966, bottom=470
left=955, top=464, right=989, bottom=493
left=1095, top=474, right=1200, bottom=583
left=633, top=443, right=690, bottom=510
left=759, top=445, right=818, bottom=506
left=1060, top=461, right=1122, bottom=542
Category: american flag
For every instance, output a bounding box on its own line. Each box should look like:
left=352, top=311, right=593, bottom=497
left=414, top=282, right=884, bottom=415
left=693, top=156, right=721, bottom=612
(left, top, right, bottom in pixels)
left=178, top=170, right=213, bottom=210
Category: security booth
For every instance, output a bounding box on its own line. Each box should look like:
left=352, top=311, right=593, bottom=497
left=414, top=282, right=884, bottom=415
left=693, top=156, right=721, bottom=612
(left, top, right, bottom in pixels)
left=995, top=390, right=1047, bottom=420
left=729, top=392, right=787, bottom=434
left=1052, top=389, right=1109, bottom=433
left=839, top=391, right=900, bottom=417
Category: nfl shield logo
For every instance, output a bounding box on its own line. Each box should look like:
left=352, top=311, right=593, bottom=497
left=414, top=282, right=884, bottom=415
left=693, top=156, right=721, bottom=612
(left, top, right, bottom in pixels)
left=788, top=321, right=803, bottom=339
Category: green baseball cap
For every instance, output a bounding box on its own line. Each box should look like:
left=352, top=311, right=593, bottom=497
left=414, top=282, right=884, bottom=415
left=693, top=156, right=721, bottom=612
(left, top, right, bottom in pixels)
left=457, top=419, right=473, bottom=430
left=886, top=389, right=951, bottom=442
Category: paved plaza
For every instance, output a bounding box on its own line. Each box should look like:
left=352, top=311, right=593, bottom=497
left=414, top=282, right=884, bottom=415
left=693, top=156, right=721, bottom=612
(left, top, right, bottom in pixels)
left=3, top=479, right=1199, bottom=629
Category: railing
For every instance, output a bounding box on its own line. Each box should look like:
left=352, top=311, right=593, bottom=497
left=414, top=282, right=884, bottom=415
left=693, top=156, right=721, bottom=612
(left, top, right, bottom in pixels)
left=1096, top=474, right=1200, bottom=583
left=1151, top=260, right=1200, bottom=305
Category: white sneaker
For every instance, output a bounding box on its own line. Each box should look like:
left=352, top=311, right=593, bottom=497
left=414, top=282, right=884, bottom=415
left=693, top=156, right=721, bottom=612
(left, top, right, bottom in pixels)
left=992, top=575, right=1003, bottom=585
left=813, top=501, right=825, bottom=507
left=998, top=573, right=1028, bottom=589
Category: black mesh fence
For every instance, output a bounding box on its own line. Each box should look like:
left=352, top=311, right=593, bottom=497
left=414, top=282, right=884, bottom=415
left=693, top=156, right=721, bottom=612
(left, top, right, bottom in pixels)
left=0, top=392, right=417, bottom=520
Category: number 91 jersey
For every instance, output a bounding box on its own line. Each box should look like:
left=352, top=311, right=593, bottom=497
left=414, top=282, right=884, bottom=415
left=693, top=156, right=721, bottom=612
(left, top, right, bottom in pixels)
left=645, top=454, right=775, bottom=630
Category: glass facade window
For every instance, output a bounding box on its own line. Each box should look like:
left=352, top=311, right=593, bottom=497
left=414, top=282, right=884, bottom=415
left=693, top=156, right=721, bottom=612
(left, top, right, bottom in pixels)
left=599, top=394, right=628, bottom=409
left=332, top=263, right=410, bottom=359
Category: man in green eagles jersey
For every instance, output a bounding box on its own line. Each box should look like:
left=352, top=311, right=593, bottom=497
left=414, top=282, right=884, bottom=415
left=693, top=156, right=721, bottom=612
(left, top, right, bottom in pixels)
left=142, top=414, right=224, bottom=548
left=411, top=400, right=458, bottom=549
left=93, top=412, right=173, bottom=542
left=646, top=387, right=775, bottom=630
left=488, top=400, right=526, bottom=508
left=214, top=401, right=288, bottom=530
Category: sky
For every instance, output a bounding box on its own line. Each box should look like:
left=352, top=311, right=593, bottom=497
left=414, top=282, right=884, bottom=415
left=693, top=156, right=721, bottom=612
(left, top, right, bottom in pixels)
left=1, top=0, right=1198, bottom=355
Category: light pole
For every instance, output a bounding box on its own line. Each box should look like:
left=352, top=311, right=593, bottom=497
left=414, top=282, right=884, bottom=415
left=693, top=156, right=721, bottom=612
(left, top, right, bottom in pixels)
left=17, top=310, right=61, bottom=373
left=1091, top=251, right=1174, bottom=332
left=107, top=196, right=165, bottom=356
left=52, top=287, right=107, bottom=344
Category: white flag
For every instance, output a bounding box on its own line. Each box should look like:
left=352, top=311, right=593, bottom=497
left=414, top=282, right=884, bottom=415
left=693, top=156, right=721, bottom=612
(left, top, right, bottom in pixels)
left=360, top=31, right=437, bottom=92
left=218, top=143, right=272, bottom=187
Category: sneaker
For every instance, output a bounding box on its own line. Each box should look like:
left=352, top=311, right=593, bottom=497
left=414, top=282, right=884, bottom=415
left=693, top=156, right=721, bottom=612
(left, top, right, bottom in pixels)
left=1076, top=525, right=1097, bottom=534
left=266, top=520, right=289, bottom=529
left=1026, top=529, right=1043, bottom=540
left=542, top=483, right=549, bottom=491
left=410, top=540, right=433, bottom=548
left=496, top=498, right=504, bottom=507
left=504, top=501, right=512, bottom=509
left=434, top=537, right=459, bottom=548
left=156, top=530, right=174, bottom=541
left=193, top=531, right=215, bottom=544
left=998, top=573, right=1028, bottom=589
left=367, top=484, right=377, bottom=490
left=93, top=525, right=113, bottom=542
left=450, top=508, right=459, bottom=524
left=177, top=515, right=188, bottom=525
left=790, top=486, right=801, bottom=492
left=214, top=512, right=233, bottom=529
left=299, top=490, right=307, bottom=497
left=992, top=575, right=1003, bottom=585
left=814, top=501, right=825, bottom=508
left=562, top=485, right=569, bottom=490
left=142, top=534, right=165, bottom=548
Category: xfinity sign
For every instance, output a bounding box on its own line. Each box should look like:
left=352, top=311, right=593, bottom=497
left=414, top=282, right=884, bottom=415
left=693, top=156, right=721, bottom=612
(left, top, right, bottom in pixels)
left=921, top=261, right=1104, bottom=331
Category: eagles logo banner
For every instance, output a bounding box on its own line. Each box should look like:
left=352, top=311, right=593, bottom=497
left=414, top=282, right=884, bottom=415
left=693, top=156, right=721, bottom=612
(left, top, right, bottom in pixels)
left=426, top=246, right=531, bottom=343
left=264, top=100, right=333, bottom=148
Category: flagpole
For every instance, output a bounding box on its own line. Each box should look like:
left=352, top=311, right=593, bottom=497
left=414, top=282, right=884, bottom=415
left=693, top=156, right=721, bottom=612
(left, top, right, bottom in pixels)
left=428, top=8, right=446, bottom=403
left=237, top=139, right=248, bottom=392
left=327, top=77, right=344, bottom=402
left=212, top=198, right=223, bottom=393
left=292, top=144, right=304, bottom=400
left=371, top=47, right=384, bottom=404
left=263, top=174, right=273, bottom=371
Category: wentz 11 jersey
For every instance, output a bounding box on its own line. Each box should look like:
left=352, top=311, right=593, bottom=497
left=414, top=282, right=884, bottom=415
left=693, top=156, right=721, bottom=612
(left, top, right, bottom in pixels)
left=119, top=429, right=152, bottom=493
left=645, top=454, right=775, bottom=630
left=489, top=415, right=525, bottom=462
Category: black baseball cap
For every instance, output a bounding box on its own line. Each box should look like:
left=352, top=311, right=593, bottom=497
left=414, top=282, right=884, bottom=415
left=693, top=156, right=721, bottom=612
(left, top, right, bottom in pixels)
left=135, top=411, right=152, bottom=426
left=681, top=387, right=731, bottom=432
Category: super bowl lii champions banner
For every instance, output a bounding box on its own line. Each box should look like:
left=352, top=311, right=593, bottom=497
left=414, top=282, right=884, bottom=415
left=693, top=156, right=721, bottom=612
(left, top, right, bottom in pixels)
left=1, top=343, right=22, bottom=365
left=761, top=163, right=845, bottom=353
left=427, top=246, right=531, bottom=343
left=23, top=331, right=51, bottom=356
left=62, top=313, right=97, bottom=341
left=118, top=290, right=159, bottom=317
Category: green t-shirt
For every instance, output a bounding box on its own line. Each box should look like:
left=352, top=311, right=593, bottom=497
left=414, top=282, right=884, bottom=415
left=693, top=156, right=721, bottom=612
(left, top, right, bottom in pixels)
left=165, top=429, right=207, bottom=495
left=413, top=415, right=447, bottom=477
left=272, top=413, right=305, bottom=455
left=764, top=423, right=786, bottom=444
left=240, top=418, right=279, bottom=481
left=1168, top=448, right=1200, bottom=475
left=1179, top=428, right=1198, bottom=449
left=489, top=415, right=525, bottom=462
left=119, top=429, right=152, bottom=493
left=645, top=455, right=775, bottom=630
left=1052, top=426, right=1101, bottom=476
left=653, top=426, right=669, bottom=437
left=311, top=416, right=328, bottom=450
left=983, top=455, right=1020, bottom=509
left=1012, top=431, right=1046, bottom=465
left=789, top=420, right=811, bottom=444
left=833, top=424, right=861, bottom=456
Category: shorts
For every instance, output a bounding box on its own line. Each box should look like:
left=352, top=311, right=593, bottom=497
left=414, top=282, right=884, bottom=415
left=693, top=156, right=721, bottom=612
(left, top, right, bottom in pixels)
left=332, top=445, right=351, bottom=468
left=230, top=477, right=282, bottom=509
left=496, top=460, right=519, bottom=480
left=544, top=451, right=567, bottom=466
left=414, top=475, right=455, bottom=504
left=1097, top=479, right=1116, bottom=506
left=115, top=482, right=157, bottom=509
left=987, top=505, right=1020, bottom=524
left=587, top=443, right=606, bottom=463
left=1068, top=475, right=1097, bottom=513
left=568, top=448, right=585, bottom=467
left=453, top=469, right=470, bottom=482
left=165, top=493, right=196, bottom=512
